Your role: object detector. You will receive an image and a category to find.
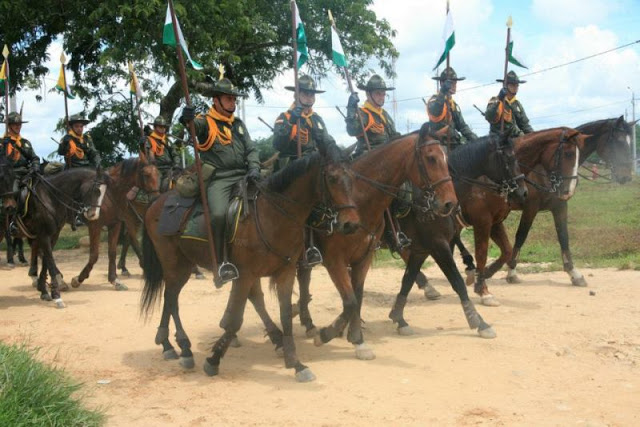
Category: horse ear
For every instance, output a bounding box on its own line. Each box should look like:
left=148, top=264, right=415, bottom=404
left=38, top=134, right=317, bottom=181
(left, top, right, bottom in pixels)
left=576, top=133, right=590, bottom=149
left=434, top=125, right=449, bottom=139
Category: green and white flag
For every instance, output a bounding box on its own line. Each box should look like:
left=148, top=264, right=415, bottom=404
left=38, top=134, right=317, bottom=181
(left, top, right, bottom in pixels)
left=433, top=9, right=455, bottom=70
left=163, top=3, right=203, bottom=70
left=293, top=1, right=308, bottom=68
left=507, top=40, right=528, bottom=69
left=331, top=25, right=348, bottom=67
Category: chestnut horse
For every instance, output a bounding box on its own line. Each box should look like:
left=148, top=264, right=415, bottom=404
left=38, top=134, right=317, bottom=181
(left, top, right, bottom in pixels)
left=504, top=117, right=634, bottom=286
left=294, top=124, right=459, bottom=359
left=141, top=152, right=360, bottom=382
left=67, top=155, right=160, bottom=291
left=385, top=134, right=527, bottom=336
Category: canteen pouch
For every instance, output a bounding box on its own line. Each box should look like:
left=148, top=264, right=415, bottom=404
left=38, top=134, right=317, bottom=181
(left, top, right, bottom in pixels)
left=176, top=163, right=215, bottom=198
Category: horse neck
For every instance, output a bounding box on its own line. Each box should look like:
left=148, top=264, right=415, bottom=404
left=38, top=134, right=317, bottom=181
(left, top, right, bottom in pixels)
left=576, top=121, right=606, bottom=163
left=109, top=161, right=139, bottom=199
left=514, top=130, right=561, bottom=168
left=268, top=163, right=323, bottom=220
left=352, top=136, right=414, bottom=225
left=448, top=140, right=495, bottom=180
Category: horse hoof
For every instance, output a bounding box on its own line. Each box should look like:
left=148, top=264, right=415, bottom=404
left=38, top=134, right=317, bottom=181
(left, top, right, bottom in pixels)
left=59, top=283, right=70, bottom=292
left=54, top=299, right=66, bottom=309
left=40, top=293, right=52, bottom=302
left=163, top=349, right=179, bottom=360
left=291, top=302, right=300, bottom=318
left=571, top=276, right=588, bottom=287
left=478, top=325, right=497, bottom=339
left=203, top=360, right=219, bottom=377
left=295, top=368, right=316, bottom=383
left=19, top=260, right=28, bottom=266
left=6, top=262, right=15, bottom=269
left=423, top=284, right=442, bottom=300
left=397, top=325, right=414, bottom=336
left=506, top=274, right=522, bottom=284
left=195, top=273, right=205, bottom=280
left=355, top=343, right=376, bottom=360
left=71, top=277, right=82, bottom=288
left=120, top=270, right=131, bottom=278
left=305, top=327, right=318, bottom=338
left=313, top=334, right=324, bottom=347
left=481, top=295, right=501, bottom=307
left=275, top=346, right=284, bottom=357
left=31, top=276, right=38, bottom=288
left=465, top=269, right=476, bottom=286
left=229, top=337, right=242, bottom=348
left=179, top=356, right=195, bottom=369
left=113, top=281, right=129, bottom=291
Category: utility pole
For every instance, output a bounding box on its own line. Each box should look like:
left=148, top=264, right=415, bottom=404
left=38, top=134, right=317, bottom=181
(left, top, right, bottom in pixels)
left=631, top=90, right=637, bottom=174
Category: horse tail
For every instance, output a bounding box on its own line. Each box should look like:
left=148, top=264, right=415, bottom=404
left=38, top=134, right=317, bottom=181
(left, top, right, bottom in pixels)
left=140, top=225, right=164, bottom=318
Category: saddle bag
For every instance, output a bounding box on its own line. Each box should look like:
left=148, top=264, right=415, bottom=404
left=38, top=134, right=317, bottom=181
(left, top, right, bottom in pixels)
left=176, top=163, right=216, bottom=198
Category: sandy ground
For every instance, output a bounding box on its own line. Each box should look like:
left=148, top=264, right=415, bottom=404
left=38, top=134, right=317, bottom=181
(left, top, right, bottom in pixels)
left=1, top=248, right=639, bottom=427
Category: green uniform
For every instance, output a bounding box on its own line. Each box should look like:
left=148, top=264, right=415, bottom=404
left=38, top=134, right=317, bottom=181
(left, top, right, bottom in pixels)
left=145, top=133, right=181, bottom=191
left=485, top=96, right=533, bottom=138
left=58, top=132, right=101, bottom=168
left=427, top=93, right=478, bottom=146
left=346, top=102, right=400, bottom=158
left=2, top=134, right=40, bottom=192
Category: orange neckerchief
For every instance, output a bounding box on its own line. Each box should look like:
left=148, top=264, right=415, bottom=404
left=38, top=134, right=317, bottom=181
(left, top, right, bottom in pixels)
left=147, top=132, right=167, bottom=157
left=427, top=96, right=456, bottom=123
left=198, top=106, right=235, bottom=151
left=491, top=96, right=517, bottom=124
left=285, top=104, right=314, bottom=144
left=66, top=129, right=85, bottom=159
left=359, top=101, right=388, bottom=135
left=362, top=101, right=388, bottom=125
left=4, top=133, right=22, bottom=162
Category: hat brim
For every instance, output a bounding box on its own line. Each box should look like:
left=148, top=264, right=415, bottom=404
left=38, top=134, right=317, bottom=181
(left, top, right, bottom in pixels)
left=147, top=122, right=169, bottom=128
left=284, top=86, right=326, bottom=94
left=9, top=121, right=28, bottom=124
left=432, top=76, right=466, bottom=81
left=496, top=79, right=526, bottom=84
left=69, top=119, right=90, bottom=125
left=356, top=84, right=395, bottom=91
left=212, top=90, right=248, bottom=98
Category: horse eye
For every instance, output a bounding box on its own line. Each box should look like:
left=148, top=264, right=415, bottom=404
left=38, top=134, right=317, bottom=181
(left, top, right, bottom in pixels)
left=326, top=174, right=338, bottom=184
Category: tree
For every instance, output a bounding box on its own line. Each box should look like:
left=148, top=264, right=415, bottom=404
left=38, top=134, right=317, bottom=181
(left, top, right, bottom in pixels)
left=1, top=0, right=398, bottom=161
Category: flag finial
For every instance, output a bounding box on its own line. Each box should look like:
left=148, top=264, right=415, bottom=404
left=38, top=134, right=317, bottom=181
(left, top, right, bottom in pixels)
left=507, top=15, right=513, bottom=28
left=2, top=45, right=9, bottom=59
left=218, top=64, right=225, bottom=80
left=328, top=9, right=334, bottom=24
left=60, top=52, right=67, bottom=64
left=128, top=61, right=134, bottom=73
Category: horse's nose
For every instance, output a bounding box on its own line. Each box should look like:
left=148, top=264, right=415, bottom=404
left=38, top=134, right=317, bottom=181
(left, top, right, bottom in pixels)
left=443, top=201, right=455, bottom=215
left=340, top=221, right=359, bottom=235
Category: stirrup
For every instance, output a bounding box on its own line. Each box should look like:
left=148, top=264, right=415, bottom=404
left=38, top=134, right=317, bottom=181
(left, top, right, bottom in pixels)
left=215, top=262, right=239, bottom=288
left=396, top=232, right=411, bottom=250
left=8, top=221, right=19, bottom=238
left=304, top=246, right=323, bottom=267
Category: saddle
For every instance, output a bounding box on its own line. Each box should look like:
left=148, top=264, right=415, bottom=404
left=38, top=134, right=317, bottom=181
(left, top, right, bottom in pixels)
left=157, top=193, right=197, bottom=236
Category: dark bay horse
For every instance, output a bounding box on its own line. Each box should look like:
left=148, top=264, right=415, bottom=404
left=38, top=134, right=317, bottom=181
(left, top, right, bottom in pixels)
left=385, top=134, right=527, bottom=336
left=19, top=168, right=109, bottom=307
left=68, top=154, right=160, bottom=291
left=294, top=125, right=459, bottom=359
left=141, top=152, right=360, bottom=382
left=503, top=117, right=634, bottom=286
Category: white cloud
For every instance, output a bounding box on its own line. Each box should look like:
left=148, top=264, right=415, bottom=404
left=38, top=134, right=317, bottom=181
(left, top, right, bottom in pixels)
left=531, top=0, right=618, bottom=26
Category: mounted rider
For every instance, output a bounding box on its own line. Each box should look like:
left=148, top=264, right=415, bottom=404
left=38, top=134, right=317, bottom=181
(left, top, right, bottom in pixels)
left=57, top=113, right=101, bottom=169
left=427, top=67, right=478, bottom=150
left=272, top=75, right=343, bottom=266
left=345, top=74, right=400, bottom=158
left=1, top=112, right=40, bottom=193
left=144, top=115, right=182, bottom=192
left=485, top=70, right=533, bottom=138
left=180, top=77, right=260, bottom=283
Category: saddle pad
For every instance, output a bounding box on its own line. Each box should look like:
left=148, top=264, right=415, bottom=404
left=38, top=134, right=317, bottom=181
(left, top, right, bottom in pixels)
left=225, top=197, right=243, bottom=243
left=158, top=193, right=196, bottom=236
left=181, top=202, right=207, bottom=242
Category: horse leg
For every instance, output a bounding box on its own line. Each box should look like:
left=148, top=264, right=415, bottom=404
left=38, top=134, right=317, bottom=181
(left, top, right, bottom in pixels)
left=506, top=203, right=539, bottom=284
left=346, top=260, right=376, bottom=360
left=6, top=229, right=15, bottom=267
left=108, top=222, right=128, bottom=290
left=472, top=224, right=500, bottom=307
left=41, top=238, right=65, bottom=309
left=389, top=253, right=424, bottom=336
left=28, top=240, right=38, bottom=288
left=15, top=238, right=27, bottom=265
left=430, top=240, right=496, bottom=338
left=117, top=233, right=131, bottom=277
left=403, top=248, right=441, bottom=300
left=192, top=266, right=205, bottom=280
left=314, top=262, right=357, bottom=347
left=72, top=222, right=101, bottom=288
left=484, top=222, right=513, bottom=279
left=454, top=233, right=477, bottom=286
left=295, top=264, right=318, bottom=337
left=35, top=246, right=51, bottom=301
left=247, top=279, right=284, bottom=354
left=552, top=201, right=586, bottom=286
left=204, top=276, right=254, bottom=378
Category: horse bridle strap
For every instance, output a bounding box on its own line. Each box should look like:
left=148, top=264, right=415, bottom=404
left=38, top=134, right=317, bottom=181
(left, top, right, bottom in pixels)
left=415, top=139, right=452, bottom=193
left=521, top=131, right=579, bottom=193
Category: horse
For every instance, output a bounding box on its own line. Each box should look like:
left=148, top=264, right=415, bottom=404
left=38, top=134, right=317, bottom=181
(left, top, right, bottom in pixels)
left=141, top=150, right=361, bottom=382
left=67, top=154, right=160, bottom=291
left=503, top=117, right=634, bottom=286
left=0, top=157, right=19, bottom=266
left=385, top=133, right=527, bottom=336
left=293, top=124, right=459, bottom=359
left=18, top=167, right=109, bottom=307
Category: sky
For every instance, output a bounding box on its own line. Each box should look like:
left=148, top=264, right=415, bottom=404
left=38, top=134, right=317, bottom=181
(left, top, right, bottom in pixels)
left=9, top=0, right=640, bottom=159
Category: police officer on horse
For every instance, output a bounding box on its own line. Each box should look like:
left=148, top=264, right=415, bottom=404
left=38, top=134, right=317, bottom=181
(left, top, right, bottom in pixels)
left=485, top=70, right=533, bottom=138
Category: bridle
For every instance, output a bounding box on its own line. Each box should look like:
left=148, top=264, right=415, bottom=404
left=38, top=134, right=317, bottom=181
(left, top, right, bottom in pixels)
left=578, top=121, right=630, bottom=181
left=522, top=130, right=579, bottom=195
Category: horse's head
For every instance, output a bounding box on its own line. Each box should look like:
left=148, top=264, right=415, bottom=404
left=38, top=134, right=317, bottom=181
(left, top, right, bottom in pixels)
left=598, top=116, right=634, bottom=184
left=320, top=160, right=360, bottom=235
left=0, top=156, right=17, bottom=213
left=489, top=134, right=528, bottom=204
left=138, top=151, right=161, bottom=197
left=80, top=167, right=110, bottom=221
left=538, top=128, right=586, bottom=201
left=407, top=125, right=458, bottom=216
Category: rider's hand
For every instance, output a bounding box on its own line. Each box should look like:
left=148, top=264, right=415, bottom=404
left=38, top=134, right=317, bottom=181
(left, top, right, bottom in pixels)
left=247, top=168, right=261, bottom=181
left=347, top=92, right=360, bottom=110
left=179, top=106, right=196, bottom=124
left=289, top=105, right=304, bottom=123
left=497, top=87, right=508, bottom=101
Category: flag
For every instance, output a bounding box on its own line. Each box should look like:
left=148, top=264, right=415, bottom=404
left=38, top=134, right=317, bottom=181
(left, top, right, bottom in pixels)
left=163, top=3, right=203, bottom=70
left=292, top=1, right=308, bottom=68
left=0, top=60, right=6, bottom=96
left=129, top=62, right=143, bottom=100
left=433, top=9, right=455, bottom=70
left=331, top=25, right=348, bottom=67
left=507, top=40, right=528, bottom=69
left=55, top=65, right=75, bottom=99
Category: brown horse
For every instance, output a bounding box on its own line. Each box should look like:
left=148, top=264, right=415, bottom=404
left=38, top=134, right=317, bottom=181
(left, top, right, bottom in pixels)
left=141, top=151, right=360, bottom=382
left=295, top=124, right=459, bottom=359
left=68, top=154, right=160, bottom=290
left=461, top=128, right=588, bottom=306
left=503, top=117, right=634, bottom=286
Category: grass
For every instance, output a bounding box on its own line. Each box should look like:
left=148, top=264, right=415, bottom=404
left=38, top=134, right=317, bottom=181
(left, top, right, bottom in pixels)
left=0, top=341, right=104, bottom=427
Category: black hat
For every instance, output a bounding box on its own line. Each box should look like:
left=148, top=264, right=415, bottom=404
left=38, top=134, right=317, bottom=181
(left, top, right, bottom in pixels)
left=211, top=78, right=248, bottom=98
left=357, top=74, right=395, bottom=91
left=7, top=112, right=28, bottom=124
left=68, top=113, right=90, bottom=125
left=148, top=116, right=169, bottom=128
left=285, top=75, right=326, bottom=94
left=497, top=70, right=526, bottom=84
left=432, top=67, right=466, bottom=81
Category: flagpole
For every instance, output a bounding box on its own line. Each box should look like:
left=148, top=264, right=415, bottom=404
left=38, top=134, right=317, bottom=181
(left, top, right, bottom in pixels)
left=445, top=0, right=450, bottom=70
left=60, top=53, right=70, bottom=130
left=3, top=45, right=10, bottom=133
left=167, top=0, right=222, bottom=286
left=501, top=16, right=513, bottom=133
left=128, top=62, right=146, bottom=146
left=290, top=0, right=302, bottom=158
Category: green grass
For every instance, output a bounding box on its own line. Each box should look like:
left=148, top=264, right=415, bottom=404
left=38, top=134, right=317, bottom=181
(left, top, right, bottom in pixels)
left=0, top=342, right=104, bottom=427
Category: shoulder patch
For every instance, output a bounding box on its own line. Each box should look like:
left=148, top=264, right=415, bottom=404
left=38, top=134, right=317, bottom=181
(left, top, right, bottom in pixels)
left=316, top=121, right=324, bottom=130
left=238, top=125, right=244, bottom=135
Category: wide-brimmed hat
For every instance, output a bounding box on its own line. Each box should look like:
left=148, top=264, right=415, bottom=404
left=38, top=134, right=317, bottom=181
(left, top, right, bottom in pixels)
left=148, top=116, right=169, bottom=128
left=211, top=78, right=247, bottom=98
left=7, top=112, right=28, bottom=124
left=68, top=113, right=90, bottom=125
left=285, top=75, right=326, bottom=94
left=496, top=70, right=526, bottom=84
left=357, top=74, right=395, bottom=92
left=432, top=67, right=466, bottom=81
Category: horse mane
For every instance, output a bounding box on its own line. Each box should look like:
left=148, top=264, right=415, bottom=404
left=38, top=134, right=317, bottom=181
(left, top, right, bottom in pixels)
left=576, top=117, right=625, bottom=134
left=266, top=152, right=322, bottom=193
left=447, top=135, right=497, bottom=176
left=119, top=157, right=140, bottom=180
left=45, top=167, right=95, bottom=185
